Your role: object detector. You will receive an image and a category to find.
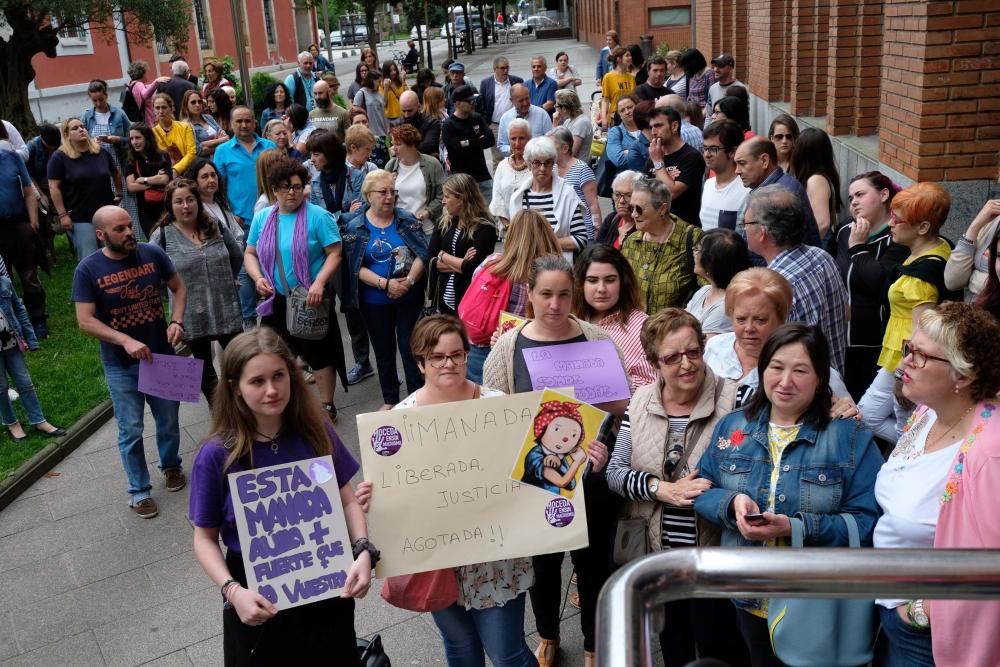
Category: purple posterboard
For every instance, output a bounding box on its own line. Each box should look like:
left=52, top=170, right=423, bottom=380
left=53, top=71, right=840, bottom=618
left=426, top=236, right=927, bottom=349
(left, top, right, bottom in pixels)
left=138, top=354, right=204, bottom=403
left=522, top=339, right=630, bottom=403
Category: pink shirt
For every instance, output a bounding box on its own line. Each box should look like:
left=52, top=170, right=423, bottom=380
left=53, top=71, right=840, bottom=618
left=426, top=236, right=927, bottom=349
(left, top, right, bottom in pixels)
left=932, top=400, right=1000, bottom=667
left=130, top=79, right=160, bottom=126
left=598, top=309, right=656, bottom=392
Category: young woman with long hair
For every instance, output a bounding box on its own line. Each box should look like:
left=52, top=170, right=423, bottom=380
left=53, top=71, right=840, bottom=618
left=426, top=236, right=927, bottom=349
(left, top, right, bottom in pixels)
left=124, top=122, right=173, bottom=237
left=790, top=127, right=842, bottom=241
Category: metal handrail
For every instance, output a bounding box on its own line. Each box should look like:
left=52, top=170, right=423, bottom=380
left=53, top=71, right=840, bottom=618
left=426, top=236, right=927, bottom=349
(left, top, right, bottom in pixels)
left=596, top=548, right=1000, bottom=667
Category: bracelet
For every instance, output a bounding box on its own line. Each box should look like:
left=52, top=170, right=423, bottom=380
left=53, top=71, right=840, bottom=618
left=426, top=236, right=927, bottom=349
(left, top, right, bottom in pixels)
left=168, top=320, right=184, bottom=330
left=58, top=212, right=69, bottom=219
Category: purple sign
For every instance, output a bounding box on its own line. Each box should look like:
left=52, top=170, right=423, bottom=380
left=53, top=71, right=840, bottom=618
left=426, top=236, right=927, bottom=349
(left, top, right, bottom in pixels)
left=544, top=498, right=575, bottom=527
left=371, top=425, right=404, bottom=456
left=137, top=354, right=204, bottom=403
left=522, top=339, right=630, bottom=403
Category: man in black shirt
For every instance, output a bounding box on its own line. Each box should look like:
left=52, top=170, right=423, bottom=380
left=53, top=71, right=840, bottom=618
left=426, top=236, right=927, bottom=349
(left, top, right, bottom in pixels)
left=645, top=106, right=705, bottom=227
left=635, top=55, right=670, bottom=103
left=441, top=85, right=495, bottom=201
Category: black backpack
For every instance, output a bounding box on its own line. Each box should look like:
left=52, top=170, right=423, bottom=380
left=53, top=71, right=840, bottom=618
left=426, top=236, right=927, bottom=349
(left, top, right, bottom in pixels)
left=121, top=81, right=142, bottom=122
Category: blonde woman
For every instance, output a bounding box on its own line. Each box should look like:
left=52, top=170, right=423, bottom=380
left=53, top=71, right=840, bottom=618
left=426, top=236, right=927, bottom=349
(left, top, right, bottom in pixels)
left=47, top=117, right=122, bottom=259
left=252, top=149, right=291, bottom=213
left=151, top=93, right=197, bottom=175
left=428, top=174, right=498, bottom=315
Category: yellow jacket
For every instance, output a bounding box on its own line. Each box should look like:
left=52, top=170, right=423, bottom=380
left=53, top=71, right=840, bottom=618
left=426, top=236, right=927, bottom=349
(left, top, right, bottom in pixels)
left=153, top=121, right=197, bottom=174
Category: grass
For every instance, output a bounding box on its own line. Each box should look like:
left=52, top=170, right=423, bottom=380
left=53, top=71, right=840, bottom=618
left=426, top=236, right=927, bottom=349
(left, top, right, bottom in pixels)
left=0, top=234, right=110, bottom=481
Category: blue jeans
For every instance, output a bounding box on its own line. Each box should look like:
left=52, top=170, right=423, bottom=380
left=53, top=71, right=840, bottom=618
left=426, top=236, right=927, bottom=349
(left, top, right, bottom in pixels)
left=430, top=594, right=536, bottom=667
left=237, top=264, right=258, bottom=321
left=104, top=363, right=182, bottom=504
left=71, top=221, right=99, bottom=261
left=466, top=344, right=490, bottom=384
left=0, top=348, right=46, bottom=425
left=874, top=604, right=933, bottom=667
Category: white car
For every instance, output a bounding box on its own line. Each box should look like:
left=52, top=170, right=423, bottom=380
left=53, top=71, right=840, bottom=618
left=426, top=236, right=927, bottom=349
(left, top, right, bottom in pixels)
left=439, top=23, right=454, bottom=39
left=317, top=29, right=343, bottom=47
left=513, top=15, right=559, bottom=35
left=410, top=24, right=430, bottom=40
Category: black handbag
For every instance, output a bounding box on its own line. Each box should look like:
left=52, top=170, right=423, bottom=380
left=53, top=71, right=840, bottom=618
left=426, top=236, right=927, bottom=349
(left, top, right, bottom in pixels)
left=593, top=147, right=616, bottom=198
left=422, top=256, right=441, bottom=318
left=357, top=634, right=391, bottom=666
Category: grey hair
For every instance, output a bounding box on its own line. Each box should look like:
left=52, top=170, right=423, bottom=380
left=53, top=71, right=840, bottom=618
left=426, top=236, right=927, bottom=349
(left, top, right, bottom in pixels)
left=528, top=254, right=573, bottom=289
left=612, top=169, right=642, bottom=190
left=555, top=89, right=582, bottom=117
left=508, top=117, right=532, bottom=137
left=531, top=55, right=548, bottom=68
left=632, top=176, right=672, bottom=214
left=171, top=60, right=189, bottom=76
left=298, top=51, right=312, bottom=62
left=127, top=60, right=147, bottom=81
left=493, top=56, right=509, bottom=69
left=547, top=126, right=574, bottom=152
left=748, top=184, right=805, bottom=248
left=523, top=136, right=558, bottom=163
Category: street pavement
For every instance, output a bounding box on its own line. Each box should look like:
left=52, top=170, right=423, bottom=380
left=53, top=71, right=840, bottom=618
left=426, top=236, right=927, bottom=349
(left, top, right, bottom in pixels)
left=0, top=36, right=653, bottom=666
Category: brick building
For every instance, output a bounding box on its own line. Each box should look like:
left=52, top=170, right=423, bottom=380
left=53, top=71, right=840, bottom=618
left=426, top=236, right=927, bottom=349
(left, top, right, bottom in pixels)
left=575, top=0, right=693, bottom=62
left=29, top=0, right=318, bottom=124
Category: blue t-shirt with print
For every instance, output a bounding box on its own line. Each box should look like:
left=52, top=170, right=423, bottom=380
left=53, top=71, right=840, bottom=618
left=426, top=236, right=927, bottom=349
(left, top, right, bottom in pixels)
left=71, top=244, right=176, bottom=367
left=360, top=219, right=416, bottom=305
left=246, top=202, right=341, bottom=295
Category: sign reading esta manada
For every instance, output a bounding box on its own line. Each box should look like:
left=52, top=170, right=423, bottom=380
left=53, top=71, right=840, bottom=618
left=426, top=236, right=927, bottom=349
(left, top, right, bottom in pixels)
left=228, top=456, right=354, bottom=610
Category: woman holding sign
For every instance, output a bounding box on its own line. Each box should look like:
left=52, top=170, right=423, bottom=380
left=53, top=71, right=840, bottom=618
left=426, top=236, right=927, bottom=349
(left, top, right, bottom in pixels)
left=482, top=255, right=625, bottom=667
left=189, top=328, right=374, bottom=665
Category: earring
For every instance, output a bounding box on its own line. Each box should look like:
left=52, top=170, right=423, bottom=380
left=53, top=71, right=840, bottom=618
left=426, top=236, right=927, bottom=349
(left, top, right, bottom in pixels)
left=955, top=386, right=960, bottom=394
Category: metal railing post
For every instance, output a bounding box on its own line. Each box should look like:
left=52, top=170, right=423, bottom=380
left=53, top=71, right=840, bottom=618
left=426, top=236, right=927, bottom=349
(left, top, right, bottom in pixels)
left=597, top=548, right=1000, bottom=667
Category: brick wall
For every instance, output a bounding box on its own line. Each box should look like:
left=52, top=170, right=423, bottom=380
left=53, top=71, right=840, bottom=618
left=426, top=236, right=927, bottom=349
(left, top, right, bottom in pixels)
left=575, top=0, right=692, bottom=55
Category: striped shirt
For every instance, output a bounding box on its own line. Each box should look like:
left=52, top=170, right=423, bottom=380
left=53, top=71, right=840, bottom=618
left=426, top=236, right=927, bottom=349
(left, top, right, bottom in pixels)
left=561, top=159, right=597, bottom=236
left=442, top=226, right=462, bottom=310
left=597, top=310, right=657, bottom=390
left=523, top=190, right=588, bottom=251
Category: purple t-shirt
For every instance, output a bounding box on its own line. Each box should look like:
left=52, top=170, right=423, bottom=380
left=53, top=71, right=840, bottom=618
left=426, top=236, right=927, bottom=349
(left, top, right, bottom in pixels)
left=188, top=423, right=360, bottom=553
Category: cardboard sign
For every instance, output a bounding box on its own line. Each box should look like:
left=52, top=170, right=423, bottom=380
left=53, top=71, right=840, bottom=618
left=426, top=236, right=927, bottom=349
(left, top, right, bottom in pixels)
left=510, top=389, right=610, bottom=499
left=228, top=456, right=354, bottom=610
left=138, top=353, right=204, bottom=403
left=521, top=339, right=630, bottom=403
left=357, top=391, right=589, bottom=578
left=497, top=311, right=527, bottom=337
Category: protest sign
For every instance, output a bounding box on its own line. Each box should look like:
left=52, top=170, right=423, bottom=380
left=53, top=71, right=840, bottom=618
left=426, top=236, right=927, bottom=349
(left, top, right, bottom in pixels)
left=357, top=391, right=589, bottom=578
left=497, top=311, right=526, bottom=337
left=138, top=353, right=204, bottom=403
left=228, top=456, right=354, bottom=610
left=521, top=339, right=630, bottom=403
left=510, top=389, right=610, bottom=499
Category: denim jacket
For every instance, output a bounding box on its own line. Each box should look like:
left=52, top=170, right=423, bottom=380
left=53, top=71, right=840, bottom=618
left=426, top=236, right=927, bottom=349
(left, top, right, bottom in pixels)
left=0, top=276, right=39, bottom=350
left=81, top=106, right=130, bottom=163
left=693, top=407, right=883, bottom=608
left=340, top=205, right=429, bottom=310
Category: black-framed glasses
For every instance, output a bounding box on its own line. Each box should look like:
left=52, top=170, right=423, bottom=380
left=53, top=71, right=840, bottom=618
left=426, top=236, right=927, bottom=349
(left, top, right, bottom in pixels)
left=612, top=191, right=631, bottom=201
left=275, top=184, right=305, bottom=194
left=657, top=347, right=704, bottom=366
left=902, top=340, right=950, bottom=369
left=771, top=133, right=794, bottom=141
left=702, top=145, right=724, bottom=155
left=425, top=351, right=468, bottom=368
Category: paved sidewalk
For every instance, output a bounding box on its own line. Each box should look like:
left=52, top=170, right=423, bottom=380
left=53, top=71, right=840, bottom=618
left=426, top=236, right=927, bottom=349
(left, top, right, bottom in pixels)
left=0, top=36, right=655, bottom=667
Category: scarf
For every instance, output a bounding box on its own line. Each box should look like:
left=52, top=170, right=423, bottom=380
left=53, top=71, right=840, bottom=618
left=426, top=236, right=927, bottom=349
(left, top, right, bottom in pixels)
left=255, top=203, right=311, bottom=316
left=319, top=169, right=347, bottom=215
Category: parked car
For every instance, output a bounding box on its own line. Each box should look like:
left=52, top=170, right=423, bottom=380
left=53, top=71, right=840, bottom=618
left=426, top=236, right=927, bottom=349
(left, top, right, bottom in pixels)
left=439, top=22, right=454, bottom=39
left=513, top=15, right=560, bottom=35
left=410, top=24, right=430, bottom=40
left=317, top=29, right=343, bottom=47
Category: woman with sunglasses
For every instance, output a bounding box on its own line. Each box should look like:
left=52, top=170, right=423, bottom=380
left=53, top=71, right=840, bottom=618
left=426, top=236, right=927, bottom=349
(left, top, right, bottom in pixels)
left=767, top=113, right=799, bottom=173
left=179, top=90, right=226, bottom=157
left=607, top=308, right=748, bottom=667
left=596, top=170, right=642, bottom=248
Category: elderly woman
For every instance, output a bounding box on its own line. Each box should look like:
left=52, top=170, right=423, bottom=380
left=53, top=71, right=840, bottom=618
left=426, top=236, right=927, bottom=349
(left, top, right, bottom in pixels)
left=342, top=170, right=429, bottom=409
left=554, top=89, right=592, bottom=161
left=151, top=93, right=197, bottom=175
left=428, top=174, right=497, bottom=314
left=508, top=137, right=588, bottom=262
left=872, top=303, right=1000, bottom=667
left=200, top=58, right=233, bottom=99
left=574, top=244, right=656, bottom=388
left=606, top=308, right=747, bottom=667
left=621, top=176, right=702, bottom=313
left=48, top=117, right=122, bottom=260
left=686, top=229, right=750, bottom=337
left=244, top=161, right=344, bottom=420
left=859, top=182, right=954, bottom=442
left=263, top=119, right=304, bottom=162
left=385, top=123, right=444, bottom=235
left=550, top=126, right=602, bottom=236
left=483, top=255, right=622, bottom=667
left=835, top=171, right=908, bottom=400
left=596, top=170, right=641, bottom=248
left=489, top=118, right=532, bottom=228
left=355, top=315, right=536, bottom=667
left=695, top=323, right=884, bottom=666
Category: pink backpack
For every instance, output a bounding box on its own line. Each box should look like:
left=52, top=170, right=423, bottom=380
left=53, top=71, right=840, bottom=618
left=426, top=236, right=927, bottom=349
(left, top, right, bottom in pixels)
left=458, top=263, right=514, bottom=345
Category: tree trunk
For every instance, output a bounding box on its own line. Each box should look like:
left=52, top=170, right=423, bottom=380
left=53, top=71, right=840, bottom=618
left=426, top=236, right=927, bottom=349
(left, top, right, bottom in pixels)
left=0, top=5, right=60, bottom=137
left=364, top=2, right=379, bottom=64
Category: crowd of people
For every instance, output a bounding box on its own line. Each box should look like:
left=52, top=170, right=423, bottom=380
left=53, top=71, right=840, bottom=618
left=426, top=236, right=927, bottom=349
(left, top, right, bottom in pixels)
left=2, top=39, right=998, bottom=667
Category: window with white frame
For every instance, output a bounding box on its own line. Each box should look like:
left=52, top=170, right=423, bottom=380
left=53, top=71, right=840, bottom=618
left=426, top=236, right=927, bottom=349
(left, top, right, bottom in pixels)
left=262, top=0, right=277, bottom=45
left=54, top=18, right=94, bottom=55
left=193, top=0, right=212, bottom=50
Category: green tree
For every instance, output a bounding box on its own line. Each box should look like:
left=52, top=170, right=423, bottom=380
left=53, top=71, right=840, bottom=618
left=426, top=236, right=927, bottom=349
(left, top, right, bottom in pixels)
left=0, top=0, right=191, bottom=135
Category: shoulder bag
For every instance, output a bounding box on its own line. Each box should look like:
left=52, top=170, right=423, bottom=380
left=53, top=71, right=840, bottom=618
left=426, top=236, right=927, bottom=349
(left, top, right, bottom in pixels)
left=273, top=217, right=330, bottom=340
left=380, top=567, right=459, bottom=612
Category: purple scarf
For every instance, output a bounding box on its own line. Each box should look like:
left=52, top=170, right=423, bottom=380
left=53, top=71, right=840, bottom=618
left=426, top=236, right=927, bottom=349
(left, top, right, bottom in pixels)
left=255, top=203, right=312, bottom=316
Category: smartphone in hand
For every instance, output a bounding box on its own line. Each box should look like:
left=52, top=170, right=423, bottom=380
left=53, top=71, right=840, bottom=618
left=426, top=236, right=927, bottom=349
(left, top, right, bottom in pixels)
left=744, top=512, right=767, bottom=525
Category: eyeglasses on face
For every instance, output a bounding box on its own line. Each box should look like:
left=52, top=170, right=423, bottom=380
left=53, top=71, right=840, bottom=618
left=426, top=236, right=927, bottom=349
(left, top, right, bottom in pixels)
left=902, top=340, right=950, bottom=369
left=629, top=204, right=645, bottom=216
left=612, top=191, right=631, bottom=201
left=771, top=133, right=793, bottom=141
left=657, top=347, right=704, bottom=366
left=425, top=351, right=468, bottom=368
left=371, top=189, right=399, bottom=198
left=530, top=159, right=554, bottom=169
left=275, top=184, right=305, bottom=194
left=702, top=145, right=724, bottom=155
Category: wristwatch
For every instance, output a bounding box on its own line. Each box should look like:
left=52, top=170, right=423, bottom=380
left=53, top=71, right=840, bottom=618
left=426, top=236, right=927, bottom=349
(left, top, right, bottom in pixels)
left=652, top=161, right=665, bottom=172
left=908, top=600, right=929, bottom=629
left=647, top=477, right=660, bottom=496
left=352, top=537, right=381, bottom=566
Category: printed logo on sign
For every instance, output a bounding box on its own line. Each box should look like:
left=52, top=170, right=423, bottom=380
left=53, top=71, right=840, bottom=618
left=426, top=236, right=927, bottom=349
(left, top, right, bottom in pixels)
left=308, top=459, right=335, bottom=484
left=371, top=425, right=404, bottom=456
left=544, top=497, right=575, bottom=527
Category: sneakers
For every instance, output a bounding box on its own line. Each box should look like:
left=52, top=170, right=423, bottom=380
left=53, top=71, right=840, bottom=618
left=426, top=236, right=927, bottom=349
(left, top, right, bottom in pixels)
left=131, top=498, right=159, bottom=519
left=347, top=362, right=375, bottom=385
left=164, top=468, right=186, bottom=492
left=324, top=402, right=338, bottom=423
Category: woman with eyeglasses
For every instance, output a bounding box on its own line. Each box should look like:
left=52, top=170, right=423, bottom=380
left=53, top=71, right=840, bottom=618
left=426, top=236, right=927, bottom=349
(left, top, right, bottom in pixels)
left=179, top=90, right=226, bottom=157
left=508, top=137, right=588, bottom=263
left=768, top=113, right=799, bottom=173
left=859, top=182, right=954, bottom=443
left=482, top=254, right=624, bottom=667
left=607, top=308, right=749, bottom=667
left=244, top=161, right=346, bottom=421
left=596, top=170, right=642, bottom=248
left=620, top=176, right=702, bottom=314
left=342, top=169, right=428, bottom=410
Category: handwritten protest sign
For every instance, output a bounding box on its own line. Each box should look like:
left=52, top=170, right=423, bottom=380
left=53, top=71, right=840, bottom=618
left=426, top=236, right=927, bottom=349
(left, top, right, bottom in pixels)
left=498, top=311, right=527, bottom=337
left=228, top=456, right=354, bottom=610
left=510, top=389, right=610, bottom=499
left=357, top=390, right=589, bottom=578
left=522, top=339, right=630, bottom=403
left=138, top=354, right=204, bottom=403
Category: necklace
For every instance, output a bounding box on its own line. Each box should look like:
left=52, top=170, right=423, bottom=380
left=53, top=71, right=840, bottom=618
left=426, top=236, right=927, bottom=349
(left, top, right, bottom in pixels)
left=941, top=402, right=995, bottom=503
left=925, top=404, right=975, bottom=452
left=256, top=430, right=281, bottom=454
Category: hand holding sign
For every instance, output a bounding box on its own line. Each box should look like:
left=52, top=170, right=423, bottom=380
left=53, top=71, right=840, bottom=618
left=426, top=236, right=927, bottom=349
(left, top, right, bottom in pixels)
left=138, top=353, right=204, bottom=403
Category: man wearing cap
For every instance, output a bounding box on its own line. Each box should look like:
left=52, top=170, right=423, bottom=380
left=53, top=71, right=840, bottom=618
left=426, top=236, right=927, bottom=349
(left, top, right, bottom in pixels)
left=706, top=53, right=744, bottom=124
left=444, top=62, right=478, bottom=115
left=496, top=83, right=552, bottom=157
left=441, top=85, right=495, bottom=201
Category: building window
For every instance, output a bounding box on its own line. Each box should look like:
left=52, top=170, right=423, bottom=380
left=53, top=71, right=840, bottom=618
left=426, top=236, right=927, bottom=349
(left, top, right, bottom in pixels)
left=155, top=33, right=172, bottom=55
left=649, top=7, right=691, bottom=26
left=193, top=0, right=212, bottom=50
left=262, top=0, right=277, bottom=45
left=54, top=19, right=94, bottom=55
